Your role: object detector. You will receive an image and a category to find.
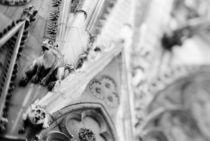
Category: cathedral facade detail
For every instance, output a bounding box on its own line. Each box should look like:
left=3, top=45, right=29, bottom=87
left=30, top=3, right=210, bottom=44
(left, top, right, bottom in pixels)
left=1, top=0, right=210, bottom=141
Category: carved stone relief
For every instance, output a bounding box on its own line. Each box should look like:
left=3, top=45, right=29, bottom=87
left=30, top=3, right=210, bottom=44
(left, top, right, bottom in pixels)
left=0, top=0, right=32, bottom=6
left=39, top=103, right=116, bottom=141
left=89, top=75, right=119, bottom=107
left=18, top=39, right=73, bottom=91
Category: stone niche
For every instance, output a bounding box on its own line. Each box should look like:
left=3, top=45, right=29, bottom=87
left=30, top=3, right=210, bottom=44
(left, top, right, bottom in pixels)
left=140, top=70, right=210, bottom=141
left=39, top=103, right=117, bottom=141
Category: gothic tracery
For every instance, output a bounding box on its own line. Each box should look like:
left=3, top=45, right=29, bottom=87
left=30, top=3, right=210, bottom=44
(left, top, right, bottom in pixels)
left=1, top=0, right=210, bottom=141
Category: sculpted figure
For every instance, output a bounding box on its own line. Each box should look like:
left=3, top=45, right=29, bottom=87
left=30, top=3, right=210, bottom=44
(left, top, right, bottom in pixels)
left=19, top=102, right=50, bottom=134
left=19, top=39, right=64, bottom=87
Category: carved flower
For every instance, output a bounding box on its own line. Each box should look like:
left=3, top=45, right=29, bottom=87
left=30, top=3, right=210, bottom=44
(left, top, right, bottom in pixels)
left=63, top=110, right=111, bottom=141
left=78, top=128, right=96, bottom=141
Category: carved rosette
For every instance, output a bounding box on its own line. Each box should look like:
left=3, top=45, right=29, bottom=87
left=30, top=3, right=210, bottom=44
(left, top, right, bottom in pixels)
left=89, top=75, right=119, bottom=107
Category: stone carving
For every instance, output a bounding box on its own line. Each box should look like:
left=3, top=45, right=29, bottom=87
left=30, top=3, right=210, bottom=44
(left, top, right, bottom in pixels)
left=79, top=128, right=96, bottom=141
left=45, top=63, right=75, bottom=91
left=89, top=75, right=119, bottom=107
left=89, top=79, right=104, bottom=99
left=19, top=101, right=50, bottom=134
left=19, top=39, right=73, bottom=90
left=21, top=6, right=38, bottom=24
left=47, top=0, right=62, bottom=41
left=0, top=0, right=32, bottom=6
left=57, top=105, right=115, bottom=141
left=76, top=46, right=102, bottom=71
left=76, top=51, right=89, bottom=70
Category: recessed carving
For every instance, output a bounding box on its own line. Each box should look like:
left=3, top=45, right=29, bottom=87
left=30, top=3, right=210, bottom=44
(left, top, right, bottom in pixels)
left=89, top=75, right=119, bottom=107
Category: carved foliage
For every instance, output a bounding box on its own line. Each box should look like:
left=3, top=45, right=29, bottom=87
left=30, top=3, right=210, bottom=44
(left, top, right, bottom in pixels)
left=89, top=75, right=119, bottom=107
left=0, top=0, right=32, bottom=6
left=47, top=0, right=62, bottom=41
